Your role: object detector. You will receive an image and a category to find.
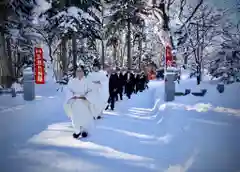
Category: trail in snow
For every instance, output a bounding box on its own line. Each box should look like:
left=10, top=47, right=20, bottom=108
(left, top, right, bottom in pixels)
left=0, top=81, right=165, bottom=172
left=1, top=78, right=240, bottom=172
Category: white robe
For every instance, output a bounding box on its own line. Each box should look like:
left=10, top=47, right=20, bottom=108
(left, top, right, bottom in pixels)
left=86, top=70, right=109, bottom=117
left=64, top=77, right=95, bottom=133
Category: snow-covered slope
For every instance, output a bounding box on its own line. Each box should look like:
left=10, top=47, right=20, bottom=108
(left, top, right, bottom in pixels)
left=0, top=77, right=240, bottom=172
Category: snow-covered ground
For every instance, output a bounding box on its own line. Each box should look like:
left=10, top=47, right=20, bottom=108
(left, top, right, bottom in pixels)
left=0, top=76, right=240, bottom=172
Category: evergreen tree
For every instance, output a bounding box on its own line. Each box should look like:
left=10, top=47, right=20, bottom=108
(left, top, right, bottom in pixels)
left=0, top=0, right=37, bottom=88
left=104, top=0, right=149, bottom=69
left=42, top=0, right=102, bottom=76
left=43, top=0, right=101, bottom=39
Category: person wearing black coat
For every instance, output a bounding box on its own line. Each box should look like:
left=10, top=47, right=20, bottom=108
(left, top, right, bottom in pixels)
left=107, top=71, right=118, bottom=110
left=139, top=72, right=147, bottom=92
left=133, top=72, right=140, bottom=94
left=116, top=68, right=124, bottom=101
left=123, top=70, right=127, bottom=95
left=143, top=72, right=149, bottom=89
left=124, top=70, right=134, bottom=99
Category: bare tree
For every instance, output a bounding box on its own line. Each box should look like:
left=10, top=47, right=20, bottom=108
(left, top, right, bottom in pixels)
left=31, top=23, right=57, bottom=62
left=151, top=0, right=204, bottom=49
left=209, top=21, right=240, bottom=84
left=176, top=3, right=225, bottom=84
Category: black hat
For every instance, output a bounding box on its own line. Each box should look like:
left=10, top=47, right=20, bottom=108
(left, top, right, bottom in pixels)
left=80, top=65, right=85, bottom=71
left=93, top=59, right=101, bottom=68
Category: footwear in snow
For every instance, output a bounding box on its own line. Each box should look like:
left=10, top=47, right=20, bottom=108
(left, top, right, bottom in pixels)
left=73, top=132, right=81, bottom=139
left=82, top=131, right=88, bottom=138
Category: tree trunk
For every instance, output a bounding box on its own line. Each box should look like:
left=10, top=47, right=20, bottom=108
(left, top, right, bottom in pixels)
left=60, top=36, right=68, bottom=75
left=101, top=1, right=105, bottom=69
left=116, top=43, right=120, bottom=67
left=113, top=45, right=117, bottom=66
left=138, top=37, right=142, bottom=70
left=196, top=21, right=202, bottom=84
left=184, top=55, right=188, bottom=65
left=120, top=44, right=124, bottom=67
left=121, top=38, right=127, bottom=67
left=13, top=45, right=17, bottom=78
left=155, top=2, right=174, bottom=50
left=6, top=37, right=14, bottom=78
left=101, top=40, right=105, bottom=69
left=79, top=38, right=84, bottom=67
left=170, top=35, right=175, bottom=50
left=16, top=45, right=21, bottom=79
left=48, top=42, right=53, bottom=62
left=72, top=32, right=77, bottom=77
left=127, top=17, right=132, bottom=69
left=196, top=63, right=201, bottom=85
left=138, top=26, right=144, bottom=70
left=0, top=31, right=12, bottom=88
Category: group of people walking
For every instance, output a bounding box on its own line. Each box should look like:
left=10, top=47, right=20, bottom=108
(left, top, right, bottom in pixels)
left=106, top=67, right=149, bottom=111
left=63, top=59, right=149, bottom=139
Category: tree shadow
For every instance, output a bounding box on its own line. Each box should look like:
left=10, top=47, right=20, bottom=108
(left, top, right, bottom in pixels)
left=21, top=124, right=163, bottom=172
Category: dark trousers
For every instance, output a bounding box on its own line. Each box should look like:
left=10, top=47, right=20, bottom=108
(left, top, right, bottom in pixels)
left=125, top=84, right=133, bottom=99
left=135, top=84, right=140, bottom=93
left=108, top=91, right=117, bottom=110
left=197, top=76, right=200, bottom=85
left=116, top=87, right=123, bottom=101
left=139, top=82, right=144, bottom=91
left=133, top=84, right=136, bottom=94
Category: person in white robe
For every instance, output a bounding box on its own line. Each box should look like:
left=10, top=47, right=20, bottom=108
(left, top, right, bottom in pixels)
left=86, top=59, right=109, bottom=119
left=64, top=66, right=95, bottom=139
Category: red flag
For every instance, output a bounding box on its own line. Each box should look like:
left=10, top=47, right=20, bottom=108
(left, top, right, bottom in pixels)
left=165, top=45, right=173, bottom=68
left=34, top=47, right=45, bottom=84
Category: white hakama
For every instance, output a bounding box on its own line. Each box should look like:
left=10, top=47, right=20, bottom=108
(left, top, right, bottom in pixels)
left=64, top=77, right=95, bottom=134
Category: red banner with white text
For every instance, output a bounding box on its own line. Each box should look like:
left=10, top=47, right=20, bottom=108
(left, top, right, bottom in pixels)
left=34, top=47, right=45, bottom=84
left=165, top=45, right=173, bottom=68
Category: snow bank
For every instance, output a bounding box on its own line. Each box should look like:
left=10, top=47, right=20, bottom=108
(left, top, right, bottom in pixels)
left=151, top=77, right=240, bottom=119
left=12, top=83, right=23, bottom=92
left=147, top=81, right=165, bottom=114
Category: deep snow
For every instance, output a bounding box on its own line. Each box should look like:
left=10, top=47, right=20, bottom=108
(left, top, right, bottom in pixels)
left=0, top=76, right=240, bottom=172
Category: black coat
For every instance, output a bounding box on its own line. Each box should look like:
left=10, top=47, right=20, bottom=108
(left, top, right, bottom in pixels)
left=116, top=73, right=125, bottom=88
left=141, top=74, right=148, bottom=84
left=124, top=72, right=134, bottom=86
left=109, top=73, right=118, bottom=95
left=133, top=74, right=140, bottom=85
left=139, top=74, right=146, bottom=89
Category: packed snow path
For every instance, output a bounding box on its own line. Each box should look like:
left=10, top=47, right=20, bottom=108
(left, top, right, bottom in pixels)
left=0, top=80, right=240, bottom=172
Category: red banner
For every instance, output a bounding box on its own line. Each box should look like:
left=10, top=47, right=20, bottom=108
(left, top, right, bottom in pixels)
left=165, top=45, right=173, bottom=68
left=34, top=47, right=45, bottom=84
